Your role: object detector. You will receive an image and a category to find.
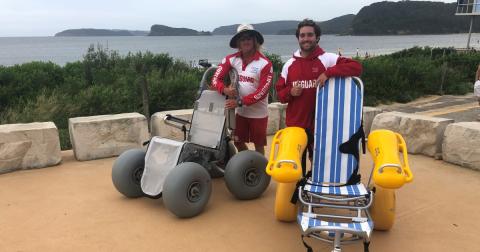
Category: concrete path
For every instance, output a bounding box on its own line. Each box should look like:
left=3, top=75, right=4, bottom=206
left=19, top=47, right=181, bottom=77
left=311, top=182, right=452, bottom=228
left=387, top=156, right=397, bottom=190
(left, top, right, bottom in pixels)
left=1, top=145, right=480, bottom=251
left=379, top=93, right=480, bottom=122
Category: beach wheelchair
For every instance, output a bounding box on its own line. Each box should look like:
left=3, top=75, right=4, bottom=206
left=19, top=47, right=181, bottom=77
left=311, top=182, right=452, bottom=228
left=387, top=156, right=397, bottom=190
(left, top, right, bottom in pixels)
left=267, top=77, right=413, bottom=252
left=111, top=67, right=270, bottom=218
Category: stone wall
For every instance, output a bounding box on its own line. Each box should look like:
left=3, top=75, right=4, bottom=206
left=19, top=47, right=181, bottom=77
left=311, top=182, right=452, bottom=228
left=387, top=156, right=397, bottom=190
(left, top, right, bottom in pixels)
left=443, top=122, right=480, bottom=170
left=0, top=122, right=61, bottom=173
left=371, top=112, right=454, bottom=157
left=69, top=113, right=149, bottom=161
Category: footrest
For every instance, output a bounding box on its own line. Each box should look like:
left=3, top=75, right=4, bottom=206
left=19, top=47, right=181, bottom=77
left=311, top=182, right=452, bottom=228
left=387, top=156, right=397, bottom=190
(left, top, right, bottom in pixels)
left=298, top=213, right=373, bottom=238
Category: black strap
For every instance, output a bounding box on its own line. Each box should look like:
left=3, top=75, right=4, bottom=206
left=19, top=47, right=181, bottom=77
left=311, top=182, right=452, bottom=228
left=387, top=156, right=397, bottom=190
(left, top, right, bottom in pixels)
left=182, top=125, right=187, bottom=141
left=301, top=235, right=313, bottom=252
left=290, top=170, right=312, bottom=204
left=339, top=124, right=366, bottom=185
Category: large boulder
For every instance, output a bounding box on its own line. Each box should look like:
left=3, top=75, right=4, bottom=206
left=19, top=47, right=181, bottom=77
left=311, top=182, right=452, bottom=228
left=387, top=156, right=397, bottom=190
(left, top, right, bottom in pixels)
left=271, top=102, right=288, bottom=129
left=363, top=107, right=383, bottom=137
left=267, top=103, right=282, bottom=135
left=69, top=113, right=149, bottom=161
left=0, top=122, right=61, bottom=174
left=150, top=109, right=193, bottom=140
left=371, top=112, right=454, bottom=157
left=443, top=122, right=480, bottom=170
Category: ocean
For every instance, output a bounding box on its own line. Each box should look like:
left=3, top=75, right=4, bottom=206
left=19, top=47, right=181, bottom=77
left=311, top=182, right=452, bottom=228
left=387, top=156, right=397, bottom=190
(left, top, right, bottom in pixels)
left=1, top=33, right=480, bottom=66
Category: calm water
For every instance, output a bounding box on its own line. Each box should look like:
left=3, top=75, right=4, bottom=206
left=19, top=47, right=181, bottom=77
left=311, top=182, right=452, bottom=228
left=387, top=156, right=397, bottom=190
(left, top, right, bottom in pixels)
left=1, top=34, right=480, bottom=66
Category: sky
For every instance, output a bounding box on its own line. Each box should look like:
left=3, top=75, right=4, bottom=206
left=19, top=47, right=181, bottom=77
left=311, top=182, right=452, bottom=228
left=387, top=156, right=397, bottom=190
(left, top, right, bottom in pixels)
left=0, top=0, right=454, bottom=37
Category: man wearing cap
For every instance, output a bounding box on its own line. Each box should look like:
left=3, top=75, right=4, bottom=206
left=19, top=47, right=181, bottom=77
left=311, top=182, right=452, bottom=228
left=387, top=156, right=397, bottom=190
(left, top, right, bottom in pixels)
left=275, top=18, right=362, bottom=170
left=211, top=24, right=273, bottom=155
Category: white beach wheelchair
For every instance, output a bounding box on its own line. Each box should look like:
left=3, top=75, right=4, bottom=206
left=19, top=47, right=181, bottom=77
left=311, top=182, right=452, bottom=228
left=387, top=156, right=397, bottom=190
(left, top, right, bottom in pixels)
left=111, top=67, right=271, bottom=218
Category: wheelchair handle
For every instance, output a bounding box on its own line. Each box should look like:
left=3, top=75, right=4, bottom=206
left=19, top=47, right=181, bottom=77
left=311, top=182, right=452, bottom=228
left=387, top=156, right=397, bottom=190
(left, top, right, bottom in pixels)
left=395, top=133, right=413, bottom=183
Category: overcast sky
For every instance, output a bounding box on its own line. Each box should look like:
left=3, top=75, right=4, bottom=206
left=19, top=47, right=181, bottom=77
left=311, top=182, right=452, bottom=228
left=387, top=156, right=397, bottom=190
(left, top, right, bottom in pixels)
left=0, top=0, right=454, bottom=37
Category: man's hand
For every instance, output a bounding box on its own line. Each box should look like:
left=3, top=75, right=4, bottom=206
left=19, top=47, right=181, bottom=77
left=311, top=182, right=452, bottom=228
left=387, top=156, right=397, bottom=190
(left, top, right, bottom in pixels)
left=290, top=85, right=302, bottom=97
left=316, top=73, right=328, bottom=88
left=223, top=86, right=237, bottom=97
left=225, top=99, right=238, bottom=109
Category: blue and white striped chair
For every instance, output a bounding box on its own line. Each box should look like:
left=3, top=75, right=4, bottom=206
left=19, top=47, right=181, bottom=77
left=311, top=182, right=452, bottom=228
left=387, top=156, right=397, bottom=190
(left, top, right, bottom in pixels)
left=297, top=77, right=373, bottom=252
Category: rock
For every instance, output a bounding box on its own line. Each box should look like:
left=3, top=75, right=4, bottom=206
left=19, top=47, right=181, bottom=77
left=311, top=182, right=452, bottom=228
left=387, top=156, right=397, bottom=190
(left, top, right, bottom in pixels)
left=150, top=109, right=193, bottom=141
left=267, top=103, right=282, bottom=135
left=363, top=107, right=383, bottom=137
left=0, top=122, right=61, bottom=173
left=442, top=122, right=480, bottom=170
left=69, top=113, right=149, bottom=161
left=371, top=112, right=453, bottom=157
left=271, top=102, right=288, bottom=129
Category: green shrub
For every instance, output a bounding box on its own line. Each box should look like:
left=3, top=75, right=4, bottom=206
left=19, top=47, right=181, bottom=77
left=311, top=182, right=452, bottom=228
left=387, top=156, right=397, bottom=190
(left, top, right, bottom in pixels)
left=1, top=46, right=479, bottom=150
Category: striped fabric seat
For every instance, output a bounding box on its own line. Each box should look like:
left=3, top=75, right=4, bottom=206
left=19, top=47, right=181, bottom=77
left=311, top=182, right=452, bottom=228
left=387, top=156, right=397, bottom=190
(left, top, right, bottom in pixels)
left=298, top=213, right=373, bottom=238
left=304, top=183, right=368, bottom=196
left=297, top=77, right=371, bottom=252
left=310, top=77, right=363, bottom=187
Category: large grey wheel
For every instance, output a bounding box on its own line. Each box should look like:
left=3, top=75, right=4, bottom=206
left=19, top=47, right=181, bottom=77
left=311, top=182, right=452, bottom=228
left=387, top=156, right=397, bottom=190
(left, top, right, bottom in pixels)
left=111, top=148, right=146, bottom=198
left=210, top=141, right=237, bottom=178
left=224, top=150, right=270, bottom=200
left=162, top=162, right=212, bottom=218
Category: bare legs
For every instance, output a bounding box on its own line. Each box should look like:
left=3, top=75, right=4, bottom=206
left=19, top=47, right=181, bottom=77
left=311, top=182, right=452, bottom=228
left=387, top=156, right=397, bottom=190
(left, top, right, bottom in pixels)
left=234, top=142, right=265, bottom=155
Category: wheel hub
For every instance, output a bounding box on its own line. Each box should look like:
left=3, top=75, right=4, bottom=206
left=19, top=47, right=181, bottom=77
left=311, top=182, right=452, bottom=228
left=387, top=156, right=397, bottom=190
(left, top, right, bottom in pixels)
left=244, top=167, right=260, bottom=187
left=187, top=182, right=202, bottom=202
left=132, top=167, right=144, bottom=185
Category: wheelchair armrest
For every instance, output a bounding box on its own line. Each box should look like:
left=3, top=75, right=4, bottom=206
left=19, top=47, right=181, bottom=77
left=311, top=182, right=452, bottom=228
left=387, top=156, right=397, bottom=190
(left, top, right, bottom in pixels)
left=163, top=114, right=190, bottom=130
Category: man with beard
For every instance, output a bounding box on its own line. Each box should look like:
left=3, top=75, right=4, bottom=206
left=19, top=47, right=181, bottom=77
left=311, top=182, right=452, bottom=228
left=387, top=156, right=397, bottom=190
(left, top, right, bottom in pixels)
left=275, top=18, right=362, bottom=172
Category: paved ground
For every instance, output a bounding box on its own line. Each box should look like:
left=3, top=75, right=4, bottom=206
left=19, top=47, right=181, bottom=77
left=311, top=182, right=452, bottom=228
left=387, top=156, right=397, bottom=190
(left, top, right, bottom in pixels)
left=378, top=93, right=480, bottom=122
left=1, top=94, right=480, bottom=252
left=1, top=145, right=480, bottom=252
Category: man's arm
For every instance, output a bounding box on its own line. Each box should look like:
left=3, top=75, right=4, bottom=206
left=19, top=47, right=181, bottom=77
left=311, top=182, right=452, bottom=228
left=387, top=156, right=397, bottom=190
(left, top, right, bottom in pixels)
left=241, top=62, right=273, bottom=106
left=275, top=62, right=293, bottom=103
left=324, top=57, right=362, bottom=78
left=211, top=57, right=232, bottom=94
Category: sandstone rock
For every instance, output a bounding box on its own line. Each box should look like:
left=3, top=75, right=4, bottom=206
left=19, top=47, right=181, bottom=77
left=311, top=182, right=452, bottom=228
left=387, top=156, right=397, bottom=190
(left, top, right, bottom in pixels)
left=363, top=107, right=383, bottom=137
left=150, top=109, right=193, bottom=141
left=69, top=113, right=149, bottom=161
left=371, top=112, right=453, bottom=157
left=442, top=122, right=480, bottom=170
left=267, top=103, right=282, bottom=135
left=271, top=102, right=288, bottom=129
left=0, top=122, right=61, bottom=173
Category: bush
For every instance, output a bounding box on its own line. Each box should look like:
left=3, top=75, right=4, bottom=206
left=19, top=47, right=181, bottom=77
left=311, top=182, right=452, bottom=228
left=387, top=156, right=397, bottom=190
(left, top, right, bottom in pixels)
left=360, top=47, right=479, bottom=105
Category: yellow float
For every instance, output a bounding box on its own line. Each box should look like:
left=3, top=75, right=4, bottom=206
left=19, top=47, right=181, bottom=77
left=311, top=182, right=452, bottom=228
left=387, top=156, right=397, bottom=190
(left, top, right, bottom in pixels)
left=266, top=127, right=307, bottom=183
left=266, top=127, right=308, bottom=222
left=368, top=129, right=413, bottom=189
left=367, top=129, right=413, bottom=230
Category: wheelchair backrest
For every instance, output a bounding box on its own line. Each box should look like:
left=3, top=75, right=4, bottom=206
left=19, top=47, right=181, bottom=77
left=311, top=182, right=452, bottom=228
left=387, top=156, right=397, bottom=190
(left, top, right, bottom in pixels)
left=188, top=90, right=226, bottom=148
left=311, top=77, right=364, bottom=184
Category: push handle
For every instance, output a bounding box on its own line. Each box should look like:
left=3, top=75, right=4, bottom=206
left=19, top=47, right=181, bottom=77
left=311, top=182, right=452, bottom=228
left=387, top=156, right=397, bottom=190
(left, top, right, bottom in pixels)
left=266, top=129, right=284, bottom=175
left=395, top=133, right=413, bottom=183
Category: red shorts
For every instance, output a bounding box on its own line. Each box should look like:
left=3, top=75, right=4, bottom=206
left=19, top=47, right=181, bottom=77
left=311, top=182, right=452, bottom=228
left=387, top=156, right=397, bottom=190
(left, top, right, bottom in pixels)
left=233, top=114, right=268, bottom=146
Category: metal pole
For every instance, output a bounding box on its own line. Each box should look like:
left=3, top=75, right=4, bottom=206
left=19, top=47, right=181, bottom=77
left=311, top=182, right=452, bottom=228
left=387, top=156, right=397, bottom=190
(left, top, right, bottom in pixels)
left=467, top=16, right=475, bottom=49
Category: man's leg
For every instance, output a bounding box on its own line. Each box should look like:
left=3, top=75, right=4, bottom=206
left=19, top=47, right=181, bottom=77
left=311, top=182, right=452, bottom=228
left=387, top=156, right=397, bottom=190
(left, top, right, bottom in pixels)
left=234, top=114, right=250, bottom=151
left=254, top=144, right=265, bottom=155
left=235, top=142, right=248, bottom=151
left=250, top=116, right=268, bottom=155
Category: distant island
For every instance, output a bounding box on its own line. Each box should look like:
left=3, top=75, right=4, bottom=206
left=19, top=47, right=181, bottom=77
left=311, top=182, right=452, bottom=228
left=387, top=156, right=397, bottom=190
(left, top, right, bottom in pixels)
left=351, top=1, right=480, bottom=35
left=148, top=25, right=211, bottom=36
left=218, top=14, right=355, bottom=36
left=55, top=29, right=149, bottom=37
left=55, top=1, right=479, bottom=37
